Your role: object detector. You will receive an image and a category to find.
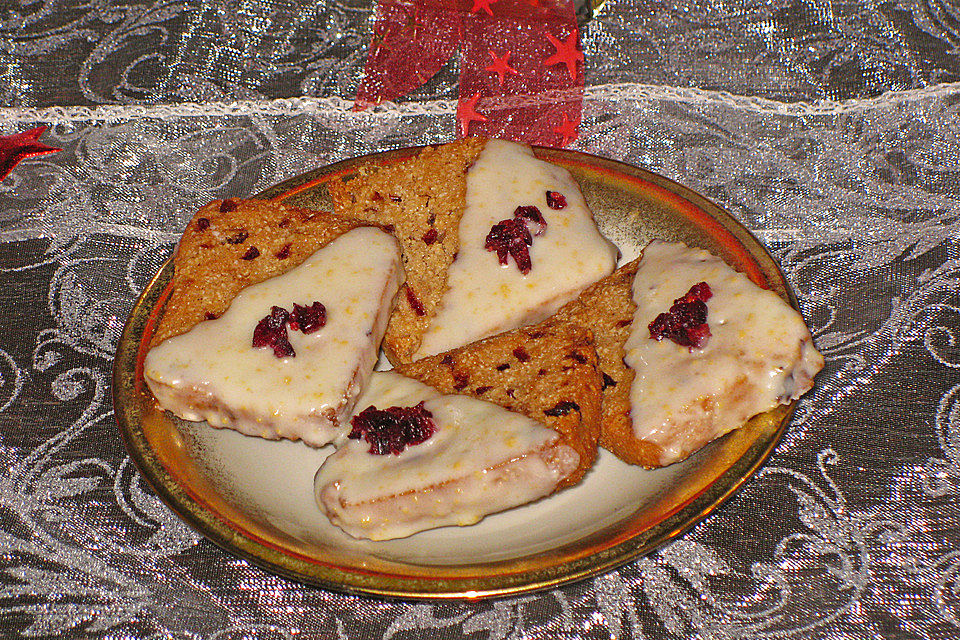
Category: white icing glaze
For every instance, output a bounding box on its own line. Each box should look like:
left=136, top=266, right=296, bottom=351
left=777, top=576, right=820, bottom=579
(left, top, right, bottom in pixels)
left=315, top=371, right=579, bottom=540
left=144, top=227, right=403, bottom=447
left=414, top=139, right=618, bottom=358
left=623, top=241, right=823, bottom=466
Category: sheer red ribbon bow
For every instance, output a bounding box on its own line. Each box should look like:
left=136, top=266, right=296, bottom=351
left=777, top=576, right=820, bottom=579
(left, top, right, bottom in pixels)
left=356, top=0, right=584, bottom=147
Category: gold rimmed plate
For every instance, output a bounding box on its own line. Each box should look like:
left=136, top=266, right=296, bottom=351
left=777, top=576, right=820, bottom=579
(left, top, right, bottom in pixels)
left=114, top=145, right=797, bottom=599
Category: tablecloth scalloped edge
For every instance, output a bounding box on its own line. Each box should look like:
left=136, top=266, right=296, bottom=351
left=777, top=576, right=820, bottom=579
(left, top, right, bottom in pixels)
left=1, top=82, right=959, bottom=126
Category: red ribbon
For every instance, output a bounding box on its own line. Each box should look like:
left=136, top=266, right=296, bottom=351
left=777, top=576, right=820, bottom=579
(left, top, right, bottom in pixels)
left=0, top=126, right=61, bottom=182
left=356, top=0, right=583, bottom=147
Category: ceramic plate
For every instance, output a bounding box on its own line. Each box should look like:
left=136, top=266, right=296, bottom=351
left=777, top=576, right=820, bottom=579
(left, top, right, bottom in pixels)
left=114, top=146, right=798, bottom=599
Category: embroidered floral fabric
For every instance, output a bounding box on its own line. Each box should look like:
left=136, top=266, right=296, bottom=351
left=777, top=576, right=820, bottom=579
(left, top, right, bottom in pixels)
left=3, top=0, right=960, bottom=638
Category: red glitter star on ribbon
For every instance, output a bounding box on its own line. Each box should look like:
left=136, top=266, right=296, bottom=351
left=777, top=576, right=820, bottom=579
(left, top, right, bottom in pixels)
left=458, top=92, right=488, bottom=136
left=0, top=126, right=61, bottom=182
left=471, top=0, right=499, bottom=15
left=544, top=29, right=583, bottom=81
left=554, top=112, right=579, bottom=146
left=485, top=50, right=519, bottom=87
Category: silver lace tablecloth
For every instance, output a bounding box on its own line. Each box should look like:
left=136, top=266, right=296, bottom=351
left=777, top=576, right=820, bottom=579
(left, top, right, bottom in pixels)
left=4, top=0, right=960, bottom=638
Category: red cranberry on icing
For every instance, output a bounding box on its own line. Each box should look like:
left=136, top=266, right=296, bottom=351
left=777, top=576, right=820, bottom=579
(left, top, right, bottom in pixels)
left=484, top=201, right=554, bottom=273
left=685, top=282, right=712, bottom=302
left=348, top=401, right=436, bottom=455
left=513, top=205, right=547, bottom=235
left=648, top=282, right=713, bottom=350
left=292, top=302, right=326, bottom=334
left=545, top=191, right=567, bottom=210
left=252, top=301, right=327, bottom=357
left=485, top=218, right=533, bottom=274
left=253, top=306, right=295, bottom=358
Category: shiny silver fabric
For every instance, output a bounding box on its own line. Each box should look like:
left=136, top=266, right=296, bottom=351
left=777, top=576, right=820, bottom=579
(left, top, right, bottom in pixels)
left=3, top=0, right=960, bottom=637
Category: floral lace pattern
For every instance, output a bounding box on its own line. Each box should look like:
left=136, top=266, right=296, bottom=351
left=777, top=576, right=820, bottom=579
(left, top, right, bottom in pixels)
left=4, top=0, right=960, bottom=107
left=0, top=80, right=959, bottom=636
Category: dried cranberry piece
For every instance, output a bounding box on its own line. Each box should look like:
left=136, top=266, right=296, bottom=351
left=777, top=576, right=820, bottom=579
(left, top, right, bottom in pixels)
left=226, top=230, right=248, bottom=244
left=512, top=346, right=530, bottom=362
left=422, top=228, right=439, bottom=245
left=544, top=401, right=580, bottom=417
left=685, top=282, right=712, bottom=302
left=275, top=243, right=291, bottom=259
left=683, top=322, right=712, bottom=347
left=513, top=205, right=547, bottom=236
left=545, top=191, right=567, bottom=210
left=196, top=217, right=210, bottom=230
left=648, top=282, right=713, bottom=350
left=405, top=286, right=426, bottom=316
left=485, top=218, right=533, bottom=274
left=220, top=199, right=238, bottom=212
left=253, top=306, right=295, bottom=358
left=348, top=401, right=436, bottom=455
left=242, top=246, right=260, bottom=260
left=292, top=302, right=326, bottom=334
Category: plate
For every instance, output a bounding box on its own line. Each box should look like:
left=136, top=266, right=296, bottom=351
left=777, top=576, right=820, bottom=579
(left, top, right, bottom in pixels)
left=114, top=145, right=798, bottom=599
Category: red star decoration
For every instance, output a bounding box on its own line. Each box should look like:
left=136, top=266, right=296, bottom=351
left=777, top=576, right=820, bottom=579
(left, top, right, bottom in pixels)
left=471, top=0, right=498, bottom=16
left=0, top=126, right=61, bottom=182
left=457, top=92, right=487, bottom=137
left=485, top=50, right=519, bottom=88
left=545, top=30, right=584, bottom=81
left=554, top=112, right=580, bottom=147
left=370, top=24, right=393, bottom=53
left=371, top=6, right=426, bottom=52
left=406, top=7, right=425, bottom=39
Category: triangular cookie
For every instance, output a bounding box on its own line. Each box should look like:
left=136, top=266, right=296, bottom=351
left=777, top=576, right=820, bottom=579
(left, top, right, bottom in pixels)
left=315, top=320, right=602, bottom=539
